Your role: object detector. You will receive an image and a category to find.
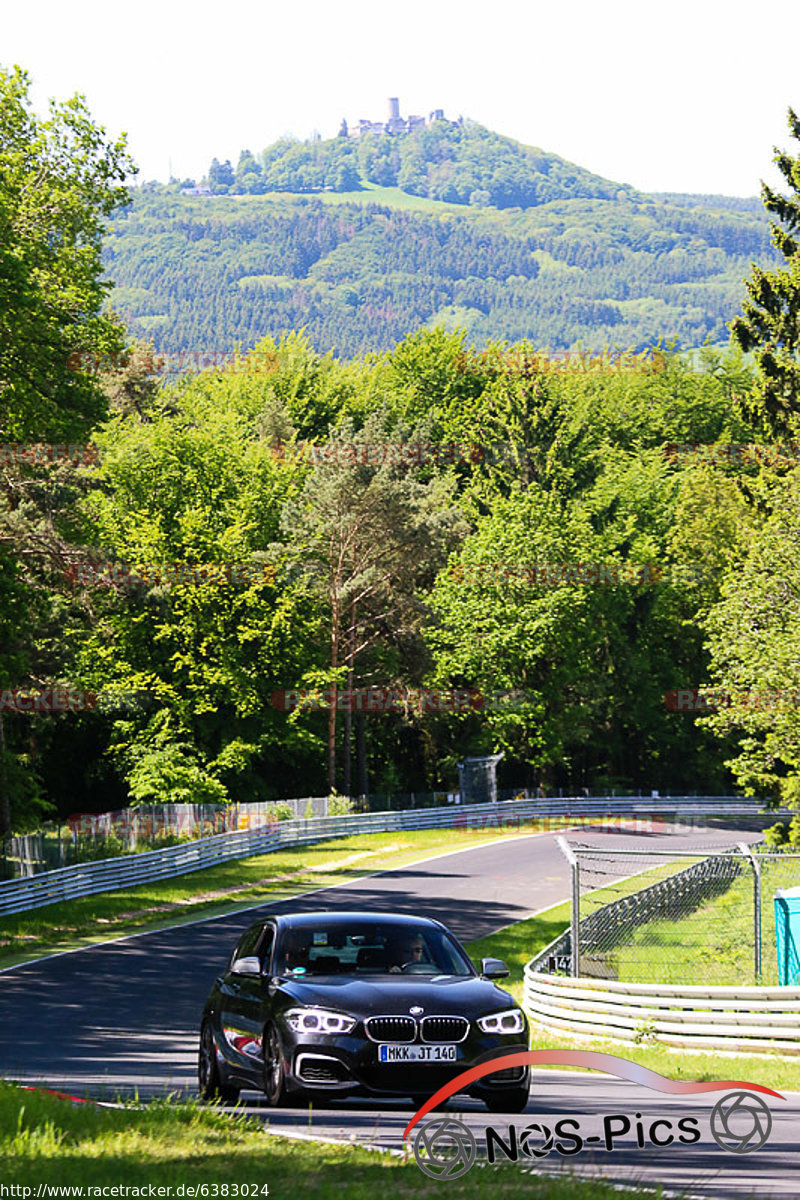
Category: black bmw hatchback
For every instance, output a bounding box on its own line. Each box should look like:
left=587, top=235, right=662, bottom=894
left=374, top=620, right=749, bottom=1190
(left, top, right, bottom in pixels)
left=199, top=910, right=530, bottom=1112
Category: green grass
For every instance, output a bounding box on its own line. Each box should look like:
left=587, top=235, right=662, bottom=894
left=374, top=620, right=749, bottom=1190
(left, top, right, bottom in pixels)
left=468, top=891, right=800, bottom=1093
left=520, top=1026, right=798, bottom=1091
left=467, top=901, right=573, bottom=993
left=466, top=848, right=785, bottom=992
left=611, top=855, right=800, bottom=988
left=0, top=822, right=564, bottom=971
left=464, top=857, right=684, bottom=1000
left=0, top=1080, right=670, bottom=1196
left=222, top=183, right=465, bottom=214
left=614, top=874, right=756, bottom=985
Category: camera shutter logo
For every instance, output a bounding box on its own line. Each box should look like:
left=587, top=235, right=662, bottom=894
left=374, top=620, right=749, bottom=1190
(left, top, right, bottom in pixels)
left=710, top=1091, right=773, bottom=1153
left=413, top=1117, right=476, bottom=1179
left=519, top=1121, right=555, bottom=1158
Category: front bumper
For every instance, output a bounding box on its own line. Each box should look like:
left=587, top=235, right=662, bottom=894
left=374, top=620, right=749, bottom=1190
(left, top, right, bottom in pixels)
left=282, top=1026, right=530, bottom=1097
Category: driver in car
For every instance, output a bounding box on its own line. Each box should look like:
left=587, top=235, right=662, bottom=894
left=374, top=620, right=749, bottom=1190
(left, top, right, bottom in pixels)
left=389, top=932, right=425, bottom=973
left=279, top=931, right=311, bottom=974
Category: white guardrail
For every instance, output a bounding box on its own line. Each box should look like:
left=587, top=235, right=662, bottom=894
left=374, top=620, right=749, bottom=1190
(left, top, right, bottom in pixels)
left=523, top=970, right=800, bottom=1055
left=0, top=795, right=768, bottom=917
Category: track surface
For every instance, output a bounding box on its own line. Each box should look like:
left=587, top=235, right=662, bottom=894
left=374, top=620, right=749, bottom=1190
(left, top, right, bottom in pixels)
left=1, top=822, right=794, bottom=1197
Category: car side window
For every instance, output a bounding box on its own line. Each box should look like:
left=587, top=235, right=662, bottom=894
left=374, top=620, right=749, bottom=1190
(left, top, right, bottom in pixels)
left=257, top=926, right=275, bottom=974
left=230, top=926, right=262, bottom=970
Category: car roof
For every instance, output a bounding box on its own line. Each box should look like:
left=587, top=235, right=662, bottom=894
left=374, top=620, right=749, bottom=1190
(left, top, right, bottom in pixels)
left=261, top=911, right=443, bottom=932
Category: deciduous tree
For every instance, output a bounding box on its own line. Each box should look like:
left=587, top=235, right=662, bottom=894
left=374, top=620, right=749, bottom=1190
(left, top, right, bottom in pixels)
left=0, top=65, right=133, bottom=834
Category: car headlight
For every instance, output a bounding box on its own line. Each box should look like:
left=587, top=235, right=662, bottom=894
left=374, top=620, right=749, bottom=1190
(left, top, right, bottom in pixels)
left=477, top=1007, right=526, bottom=1035
left=285, top=1007, right=356, bottom=1035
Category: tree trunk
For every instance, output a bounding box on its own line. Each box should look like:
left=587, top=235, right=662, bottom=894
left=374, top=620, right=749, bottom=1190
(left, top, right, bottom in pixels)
left=342, top=597, right=356, bottom=797
left=357, top=712, right=369, bottom=799
left=328, top=589, right=340, bottom=791
left=343, top=695, right=352, bottom=796
left=0, top=712, right=10, bottom=839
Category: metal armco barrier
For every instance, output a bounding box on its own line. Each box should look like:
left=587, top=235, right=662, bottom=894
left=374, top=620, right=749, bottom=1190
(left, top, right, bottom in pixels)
left=523, top=971, right=800, bottom=1054
left=0, top=795, right=771, bottom=917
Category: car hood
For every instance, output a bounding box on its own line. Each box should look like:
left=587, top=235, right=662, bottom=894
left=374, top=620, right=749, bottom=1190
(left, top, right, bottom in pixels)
left=274, top=974, right=517, bottom=1018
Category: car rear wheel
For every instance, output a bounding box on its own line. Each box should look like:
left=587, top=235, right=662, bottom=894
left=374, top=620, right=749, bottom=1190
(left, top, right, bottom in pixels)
left=483, top=1086, right=529, bottom=1114
left=198, top=1022, right=240, bottom=1103
left=264, top=1025, right=290, bottom=1107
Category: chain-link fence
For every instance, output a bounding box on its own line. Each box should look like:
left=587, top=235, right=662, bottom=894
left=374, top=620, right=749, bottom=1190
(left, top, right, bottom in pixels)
left=543, top=839, right=800, bottom=987
left=0, top=799, right=330, bottom=879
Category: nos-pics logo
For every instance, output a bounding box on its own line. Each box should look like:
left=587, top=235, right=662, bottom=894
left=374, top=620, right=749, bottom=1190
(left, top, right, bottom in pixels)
left=405, top=1050, right=780, bottom=1180
left=414, top=1118, right=477, bottom=1180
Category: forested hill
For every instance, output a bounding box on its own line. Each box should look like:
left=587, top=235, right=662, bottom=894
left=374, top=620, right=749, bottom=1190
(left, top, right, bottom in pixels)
left=201, top=120, right=630, bottom=208
left=104, top=120, right=777, bottom=359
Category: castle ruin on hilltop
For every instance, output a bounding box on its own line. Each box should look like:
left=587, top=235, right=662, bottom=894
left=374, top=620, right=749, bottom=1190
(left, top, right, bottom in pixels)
left=340, top=98, right=447, bottom=140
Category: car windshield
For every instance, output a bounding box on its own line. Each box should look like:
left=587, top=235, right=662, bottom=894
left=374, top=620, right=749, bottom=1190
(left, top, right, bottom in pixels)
left=274, top=921, right=474, bottom=977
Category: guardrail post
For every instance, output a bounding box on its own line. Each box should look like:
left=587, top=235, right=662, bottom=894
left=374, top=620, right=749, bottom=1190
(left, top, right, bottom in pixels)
left=738, top=841, right=762, bottom=980
left=557, top=836, right=580, bottom=977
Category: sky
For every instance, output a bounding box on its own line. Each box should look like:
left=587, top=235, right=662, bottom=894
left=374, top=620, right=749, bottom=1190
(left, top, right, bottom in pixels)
left=3, top=0, right=798, bottom=197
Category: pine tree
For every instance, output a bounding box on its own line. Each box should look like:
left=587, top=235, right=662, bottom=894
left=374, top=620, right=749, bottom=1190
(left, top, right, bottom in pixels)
left=731, top=108, right=800, bottom=437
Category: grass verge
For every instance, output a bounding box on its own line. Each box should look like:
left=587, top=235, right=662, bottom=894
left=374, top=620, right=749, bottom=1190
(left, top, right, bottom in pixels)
left=0, top=1080, right=668, bottom=1196
left=0, top=822, right=569, bottom=971
left=233, top=182, right=466, bottom=214
left=464, top=857, right=683, bottom=999
left=612, top=853, right=800, bottom=988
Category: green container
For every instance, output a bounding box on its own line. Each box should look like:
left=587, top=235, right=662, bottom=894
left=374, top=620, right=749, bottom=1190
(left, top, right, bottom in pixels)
left=774, top=887, right=800, bottom=985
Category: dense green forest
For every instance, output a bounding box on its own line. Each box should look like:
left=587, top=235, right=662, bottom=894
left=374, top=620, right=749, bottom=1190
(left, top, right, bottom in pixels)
left=106, top=189, right=775, bottom=358
left=103, top=119, right=777, bottom=359
left=5, top=68, right=800, bottom=834
left=4, top=327, right=761, bottom=823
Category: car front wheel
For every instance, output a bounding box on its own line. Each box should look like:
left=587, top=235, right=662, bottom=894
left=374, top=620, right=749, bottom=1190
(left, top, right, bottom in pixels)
left=264, top=1025, right=290, bottom=1107
left=198, top=1021, right=240, bottom=1103
left=483, top=1086, right=529, bottom=1114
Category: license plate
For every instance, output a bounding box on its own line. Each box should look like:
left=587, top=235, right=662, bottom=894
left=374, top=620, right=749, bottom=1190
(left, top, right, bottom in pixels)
left=379, top=1044, right=457, bottom=1063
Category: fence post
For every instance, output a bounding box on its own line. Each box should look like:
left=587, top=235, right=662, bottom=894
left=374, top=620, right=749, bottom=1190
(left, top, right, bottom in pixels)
left=738, top=842, right=762, bottom=980
left=557, top=836, right=580, bottom=977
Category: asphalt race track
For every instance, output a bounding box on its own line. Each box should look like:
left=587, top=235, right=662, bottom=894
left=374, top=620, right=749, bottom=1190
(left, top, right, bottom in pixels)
left=1, top=821, right=796, bottom=1198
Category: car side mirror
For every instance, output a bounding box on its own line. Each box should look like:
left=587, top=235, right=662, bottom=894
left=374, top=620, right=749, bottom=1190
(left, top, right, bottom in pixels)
left=481, top=957, right=509, bottom=979
left=231, top=956, right=262, bottom=976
